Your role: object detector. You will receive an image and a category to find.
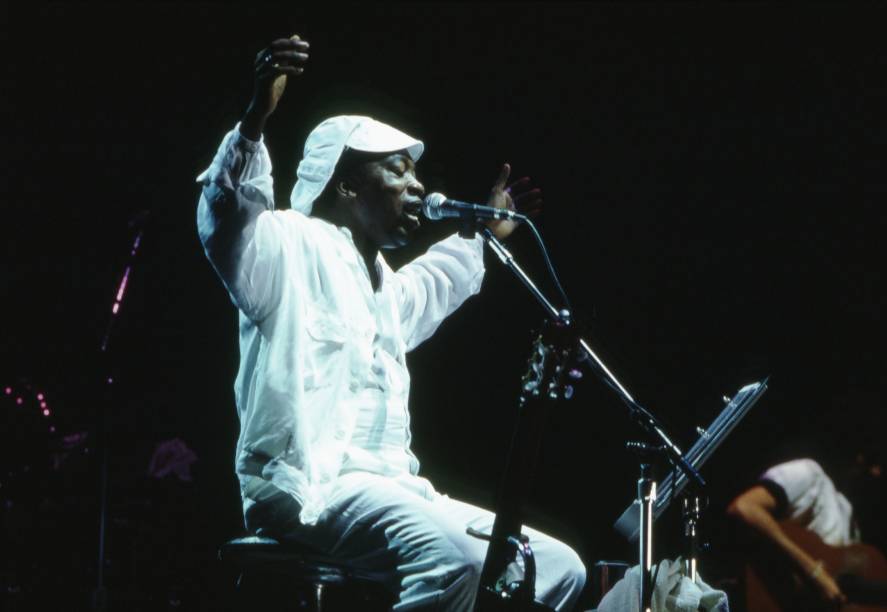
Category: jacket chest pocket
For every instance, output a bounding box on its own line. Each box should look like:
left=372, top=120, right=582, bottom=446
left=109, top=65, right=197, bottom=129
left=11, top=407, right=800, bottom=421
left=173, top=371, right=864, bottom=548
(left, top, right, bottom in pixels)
left=303, top=307, right=373, bottom=390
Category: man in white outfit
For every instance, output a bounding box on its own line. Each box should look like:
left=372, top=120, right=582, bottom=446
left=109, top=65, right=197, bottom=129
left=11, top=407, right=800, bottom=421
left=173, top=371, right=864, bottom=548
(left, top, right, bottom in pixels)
left=196, top=34, right=586, bottom=610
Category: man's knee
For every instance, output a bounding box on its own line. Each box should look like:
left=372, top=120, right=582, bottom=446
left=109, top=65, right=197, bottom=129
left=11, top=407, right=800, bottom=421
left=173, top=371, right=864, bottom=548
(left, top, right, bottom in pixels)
left=564, top=548, right=587, bottom=591
left=405, top=549, right=483, bottom=609
left=401, top=527, right=485, bottom=594
left=549, top=541, right=586, bottom=593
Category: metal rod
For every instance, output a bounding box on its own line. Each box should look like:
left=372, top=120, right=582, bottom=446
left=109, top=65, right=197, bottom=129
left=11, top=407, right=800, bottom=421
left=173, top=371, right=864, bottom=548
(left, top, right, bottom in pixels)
left=682, top=496, right=702, bottom=583
left=638, top=464, right=656, bottom=612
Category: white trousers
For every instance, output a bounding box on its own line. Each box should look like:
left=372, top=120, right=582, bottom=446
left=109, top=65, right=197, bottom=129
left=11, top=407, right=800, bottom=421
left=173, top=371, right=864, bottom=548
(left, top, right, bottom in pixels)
left=245, top=471, right=586, bottom=611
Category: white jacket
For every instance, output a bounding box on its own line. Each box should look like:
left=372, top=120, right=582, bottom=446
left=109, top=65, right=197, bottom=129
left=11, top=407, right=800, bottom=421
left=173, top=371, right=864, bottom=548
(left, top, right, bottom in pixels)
left=196, top=126, right=485, bottom=524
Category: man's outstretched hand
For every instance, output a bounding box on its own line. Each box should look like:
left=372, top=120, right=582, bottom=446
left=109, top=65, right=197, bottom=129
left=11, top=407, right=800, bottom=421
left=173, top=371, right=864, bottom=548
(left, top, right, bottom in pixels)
left=241, top=34, right=310, bottom=141
left=485, top=163, right=543, bottom=241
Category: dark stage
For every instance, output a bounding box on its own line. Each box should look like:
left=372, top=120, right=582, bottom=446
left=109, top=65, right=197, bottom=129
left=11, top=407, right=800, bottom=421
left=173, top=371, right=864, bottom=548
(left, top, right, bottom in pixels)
left=3, top=3, right=886, bottom=611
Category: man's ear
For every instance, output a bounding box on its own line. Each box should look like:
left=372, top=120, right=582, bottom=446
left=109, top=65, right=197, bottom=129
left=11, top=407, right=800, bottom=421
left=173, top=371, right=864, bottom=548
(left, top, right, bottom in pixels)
left=335, top=178, right=358, bottom=200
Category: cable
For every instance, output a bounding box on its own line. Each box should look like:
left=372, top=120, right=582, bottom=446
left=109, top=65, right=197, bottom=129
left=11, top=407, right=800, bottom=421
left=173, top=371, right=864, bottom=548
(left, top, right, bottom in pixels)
left=524, top=218, right=573, bottom=314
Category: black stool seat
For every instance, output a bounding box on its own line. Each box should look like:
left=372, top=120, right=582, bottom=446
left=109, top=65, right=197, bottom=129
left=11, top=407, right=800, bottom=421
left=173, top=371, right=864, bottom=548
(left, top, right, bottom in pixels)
left=220, top=535, right=386, bottom=583
left=219, top=535, right=394, bottom=611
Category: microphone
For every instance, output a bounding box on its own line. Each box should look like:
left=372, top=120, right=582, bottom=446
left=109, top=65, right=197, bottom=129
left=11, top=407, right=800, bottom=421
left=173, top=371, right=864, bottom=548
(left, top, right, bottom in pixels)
left=422, top=192, right=526, bottom=222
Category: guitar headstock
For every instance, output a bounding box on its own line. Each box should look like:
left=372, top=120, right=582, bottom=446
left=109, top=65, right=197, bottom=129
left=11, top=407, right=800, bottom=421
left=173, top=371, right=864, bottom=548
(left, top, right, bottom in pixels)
left=521, top=320, right=580, bottom=403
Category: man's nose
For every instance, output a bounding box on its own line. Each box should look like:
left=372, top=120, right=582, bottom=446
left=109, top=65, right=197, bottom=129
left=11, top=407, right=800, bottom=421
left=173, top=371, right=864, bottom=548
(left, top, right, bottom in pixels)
left=407, top=177, right=425, bottom=198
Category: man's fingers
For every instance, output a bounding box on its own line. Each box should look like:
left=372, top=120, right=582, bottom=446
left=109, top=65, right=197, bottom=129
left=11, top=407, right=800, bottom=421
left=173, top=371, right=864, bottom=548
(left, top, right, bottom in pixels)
left=256, top=49, right=309, bottom=78
left=513, top=189, right=542, bottom=207
left=270, top=37, right=310, bottom=50
left=257, top=62, right=306, bottom=80
left=256, top=51, right=309, bottom=69
left=270, top=37, right=298, bottom=48
left=512, top=186, right=541, bottom=199
left=273, top=66, right=305, bottom=77
left=505, top=176, right=532, bottom=195
left=524, top=206, right=543, bottom=219
left=492, top=163, right=511, bottom=192
left=270, top=50, right=310, bottom=63
left=257, top=37, right=310, bottom=64
left=515, top=198, right=543, bottom=215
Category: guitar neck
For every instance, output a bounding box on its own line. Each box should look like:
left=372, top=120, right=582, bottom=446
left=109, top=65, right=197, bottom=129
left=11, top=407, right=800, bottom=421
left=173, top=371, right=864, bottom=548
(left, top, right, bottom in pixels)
left=480, top=392, right=551, bottom=587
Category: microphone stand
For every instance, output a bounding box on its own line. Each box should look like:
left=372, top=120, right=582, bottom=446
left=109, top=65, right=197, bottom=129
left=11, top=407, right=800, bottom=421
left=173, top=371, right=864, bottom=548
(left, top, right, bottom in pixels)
left=92, top=214, right=147, bottom=612
left=481, top=227, right=704, bottom=612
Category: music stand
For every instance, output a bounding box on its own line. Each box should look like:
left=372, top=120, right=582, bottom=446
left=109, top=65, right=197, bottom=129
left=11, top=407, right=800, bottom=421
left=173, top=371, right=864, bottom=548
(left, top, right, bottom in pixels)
left=613, top=379, right=769, bottom=587
left=480, top=227, right=766, bottom=609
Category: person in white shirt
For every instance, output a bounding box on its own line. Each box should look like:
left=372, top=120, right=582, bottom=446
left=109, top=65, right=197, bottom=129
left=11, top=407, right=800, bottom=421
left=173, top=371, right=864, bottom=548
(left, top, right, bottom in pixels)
left=196, top=34, right=586, bottom=611
left=727, top=456, right=880, bottom=606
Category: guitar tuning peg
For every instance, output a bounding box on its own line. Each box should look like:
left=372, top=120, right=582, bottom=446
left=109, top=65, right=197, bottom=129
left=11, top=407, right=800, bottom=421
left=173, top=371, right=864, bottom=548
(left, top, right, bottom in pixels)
left=564, top=385, right=574, bottom=400
left=568, top=369, right=582, bottom=380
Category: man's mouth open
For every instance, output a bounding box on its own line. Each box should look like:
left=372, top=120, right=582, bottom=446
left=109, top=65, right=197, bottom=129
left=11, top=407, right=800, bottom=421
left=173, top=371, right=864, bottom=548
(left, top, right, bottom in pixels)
left=401, top=211, right=421, bottom=230
left=402, top=201, right=423, bottom=229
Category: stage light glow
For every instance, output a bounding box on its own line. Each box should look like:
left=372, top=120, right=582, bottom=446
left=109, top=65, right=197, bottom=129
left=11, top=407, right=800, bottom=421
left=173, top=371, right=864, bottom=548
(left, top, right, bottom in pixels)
left=40, top=401, right=47, bottom=409
left=43, top=409, right=50, bottom=416
left=16, top=397, right=23, bottom=405
left=4, top=387, right=11, bottom=395
left=116, top=267, right=130, bottom=301
left=37, top=393, right=45, bottom=400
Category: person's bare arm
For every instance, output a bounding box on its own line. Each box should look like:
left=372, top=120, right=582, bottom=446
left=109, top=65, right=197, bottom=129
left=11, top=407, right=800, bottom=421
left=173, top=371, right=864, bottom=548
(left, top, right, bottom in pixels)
left=727, top=484, right=846, bottom=604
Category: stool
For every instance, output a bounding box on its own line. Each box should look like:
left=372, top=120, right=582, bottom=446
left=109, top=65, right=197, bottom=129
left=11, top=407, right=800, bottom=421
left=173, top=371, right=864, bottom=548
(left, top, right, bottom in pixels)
left=219, top=535, right=395, bottom=611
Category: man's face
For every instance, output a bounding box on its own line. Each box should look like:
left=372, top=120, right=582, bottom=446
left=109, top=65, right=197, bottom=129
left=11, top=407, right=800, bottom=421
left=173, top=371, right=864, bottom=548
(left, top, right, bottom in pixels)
left=351, top=151, right=425, bottom=249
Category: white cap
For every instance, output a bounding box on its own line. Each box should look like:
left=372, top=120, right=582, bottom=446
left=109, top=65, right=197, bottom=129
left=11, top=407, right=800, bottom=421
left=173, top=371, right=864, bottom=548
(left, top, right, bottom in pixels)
left=289, top=115, right=424, bottom=214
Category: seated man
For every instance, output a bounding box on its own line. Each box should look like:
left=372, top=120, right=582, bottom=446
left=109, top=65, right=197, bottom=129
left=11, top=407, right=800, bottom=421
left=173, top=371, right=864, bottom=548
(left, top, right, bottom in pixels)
left=196, top=34, right=586, bottom=610
left=727, top=456, right=885, bottom=607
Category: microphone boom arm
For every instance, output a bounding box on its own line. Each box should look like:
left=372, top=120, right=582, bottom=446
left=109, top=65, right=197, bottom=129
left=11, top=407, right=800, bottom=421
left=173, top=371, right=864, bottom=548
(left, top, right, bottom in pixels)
left=480, top=228, right=704, bottom=489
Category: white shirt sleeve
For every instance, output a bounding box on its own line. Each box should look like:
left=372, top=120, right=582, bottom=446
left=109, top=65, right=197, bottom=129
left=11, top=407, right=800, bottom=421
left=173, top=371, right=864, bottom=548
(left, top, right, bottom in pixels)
left=196, top=124, right=285, bottom=321
left=394, top=233, right=485, bottom=351
left=762, top=458, right=825, bottom=512
left=761, top=458, right=857, bottom=546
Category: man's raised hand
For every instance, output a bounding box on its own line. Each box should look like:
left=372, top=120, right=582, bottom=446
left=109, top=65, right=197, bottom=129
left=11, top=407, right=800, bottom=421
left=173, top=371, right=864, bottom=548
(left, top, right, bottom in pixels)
left=242, top=34, right=310, bottom=140
left=485, top=163, right=543, bottom=241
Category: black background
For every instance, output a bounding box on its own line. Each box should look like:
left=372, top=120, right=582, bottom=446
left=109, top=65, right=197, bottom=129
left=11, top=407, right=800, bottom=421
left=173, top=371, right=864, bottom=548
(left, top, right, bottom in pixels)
left=3, top=2, right=886, bottom=610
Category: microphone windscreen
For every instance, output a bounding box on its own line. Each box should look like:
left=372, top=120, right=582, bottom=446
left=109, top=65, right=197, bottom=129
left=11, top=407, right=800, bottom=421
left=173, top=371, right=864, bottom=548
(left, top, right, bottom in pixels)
left=422, top=193, right=448, bottom=220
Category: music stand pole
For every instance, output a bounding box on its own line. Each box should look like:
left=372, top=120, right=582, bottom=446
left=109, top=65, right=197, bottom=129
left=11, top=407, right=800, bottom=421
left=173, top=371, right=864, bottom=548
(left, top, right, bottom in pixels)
left=682, top=495, right=702, bottom=582
left=638, top=462, right=656, bottom=612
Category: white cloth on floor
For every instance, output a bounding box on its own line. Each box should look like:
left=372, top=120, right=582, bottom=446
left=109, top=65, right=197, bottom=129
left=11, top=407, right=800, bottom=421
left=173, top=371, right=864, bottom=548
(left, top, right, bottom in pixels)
left=596, top=558, right=728, bottom=612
